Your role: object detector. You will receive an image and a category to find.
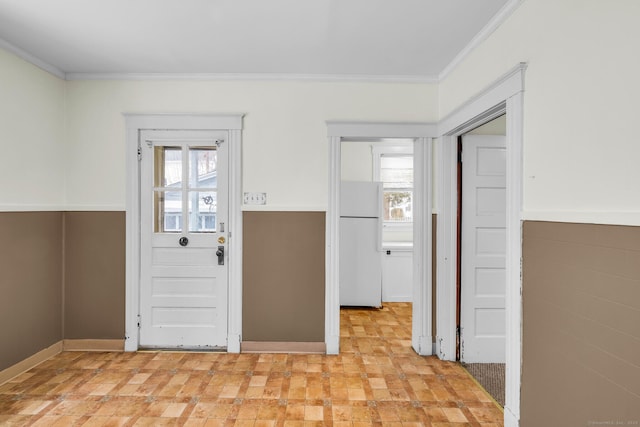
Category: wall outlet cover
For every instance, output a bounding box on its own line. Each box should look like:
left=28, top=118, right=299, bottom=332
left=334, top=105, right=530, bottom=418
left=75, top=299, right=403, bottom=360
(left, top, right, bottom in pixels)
left=243, top=192, right=267, bottom=205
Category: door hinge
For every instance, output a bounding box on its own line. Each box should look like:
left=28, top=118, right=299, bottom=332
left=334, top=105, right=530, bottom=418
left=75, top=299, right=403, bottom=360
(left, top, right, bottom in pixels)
left=458, top=147, right=463, bottom=163
left=137, top=314, right=141, bottom=329
left=137, top=147, right=142, bottom=161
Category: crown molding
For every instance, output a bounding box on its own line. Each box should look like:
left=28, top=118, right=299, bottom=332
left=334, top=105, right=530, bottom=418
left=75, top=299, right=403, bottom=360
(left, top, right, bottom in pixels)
left=64, top=72, right=438, bottom=84
left=0, top=38, right=66, bottom=79
left=438, top=0, right=525, bottom=81
left=2, top=0, right=523, bottom=85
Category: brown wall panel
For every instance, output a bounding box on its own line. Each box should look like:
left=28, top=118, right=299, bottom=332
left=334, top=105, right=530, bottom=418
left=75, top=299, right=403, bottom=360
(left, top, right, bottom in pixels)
left=0, top=212, right=63, bottom=370
left=521, top=221, right=640, bottom=426
left=64, top=211, right=125, bottom=339
left=243, top=211, right=325, bottom=342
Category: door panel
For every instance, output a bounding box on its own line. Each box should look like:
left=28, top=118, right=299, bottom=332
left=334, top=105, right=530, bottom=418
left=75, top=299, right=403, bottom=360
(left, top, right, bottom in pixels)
left=461, top=134, right=506, bottom=363
left=140, top=130, right=228, bottom=349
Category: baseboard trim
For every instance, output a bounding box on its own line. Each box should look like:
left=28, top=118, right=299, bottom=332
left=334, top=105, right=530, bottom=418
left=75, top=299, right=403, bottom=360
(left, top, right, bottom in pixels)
left=241, top=341, right=326, bottom=354
left=63, top=339, right=124, bottom=352
left=0, top=341, right=63, bottom=385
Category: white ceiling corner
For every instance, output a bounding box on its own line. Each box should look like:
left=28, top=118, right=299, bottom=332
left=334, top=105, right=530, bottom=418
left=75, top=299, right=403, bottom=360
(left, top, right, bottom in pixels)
left=0, top=0, right=516, bottom=82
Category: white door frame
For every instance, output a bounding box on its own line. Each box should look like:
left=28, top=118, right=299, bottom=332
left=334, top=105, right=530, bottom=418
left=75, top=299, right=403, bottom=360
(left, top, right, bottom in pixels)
left=124, top=113, right=244, bottom=353
left=326, top=122, right=437, bottom=355
left=436, top=63, right=526, bottom=427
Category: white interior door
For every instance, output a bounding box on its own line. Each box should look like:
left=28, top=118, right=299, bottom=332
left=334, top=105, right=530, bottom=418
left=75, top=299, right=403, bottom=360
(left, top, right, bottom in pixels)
left=139, top=129, right=228, bottom=349
left=460, top=134, right=506, bottom=363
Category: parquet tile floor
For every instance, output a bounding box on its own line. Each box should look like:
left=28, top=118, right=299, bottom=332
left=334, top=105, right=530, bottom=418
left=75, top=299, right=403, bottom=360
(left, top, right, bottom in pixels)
left=0, top=303, right=503, bottom=426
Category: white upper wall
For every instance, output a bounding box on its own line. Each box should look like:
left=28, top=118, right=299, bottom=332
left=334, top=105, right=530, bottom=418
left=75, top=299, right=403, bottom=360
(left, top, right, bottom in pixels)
left=5, top=0, right=640, bottom=221
left=440, top=0, right=640, bottom=220
left=0, top=48, right=65, bottom=209
left=64, top=80, right=437, bottom=210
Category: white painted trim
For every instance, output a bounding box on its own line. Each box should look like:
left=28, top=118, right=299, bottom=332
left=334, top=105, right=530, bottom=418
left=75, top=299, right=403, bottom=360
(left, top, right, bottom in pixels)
left=326, top=136, right=341, bottom=355
left=124, top=113, right=244, bottom=353
left=124, top=121, right=140, bottom=352
left=436, top=64, right=526, bottom=426
left=504, top=91, right=523, bottom=423
left=63, top=205, right=126, bottom=211
left=326, top=123, right=434, bottom=356
left=438, top=0, right=525, bottom=81
left=0, top=341, right=63, bottom=386
left=65, top=72, right=438, bottom=84
left=412, top=137, right=433, bottom=355
left=435, top=135, right=458, bottom=361
left=122, top=113, right=243, bottom=130
left=438, top=63, right=527, bottom=135
left=505, top=408, right=519, bottom=427
left=241, top=205, right=327, bottom=212
left=522, top=211, right=640, bottom=226
left=0, top=205, right=68, bottom=212
left=328, top=122, right=438, bottom=139
left=0, top=205, right=125, bottom=212
left=0, top=38, right=66, bottom=79
left=227, top=128, right=243, bottom=353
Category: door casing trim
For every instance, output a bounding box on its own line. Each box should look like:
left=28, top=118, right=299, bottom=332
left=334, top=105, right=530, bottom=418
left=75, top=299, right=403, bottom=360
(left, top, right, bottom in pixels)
left=124, top=113, right=244, bottom=353
left=436, top=63, right=526, bottom=426
left=326, top=122, right=437, bottom=355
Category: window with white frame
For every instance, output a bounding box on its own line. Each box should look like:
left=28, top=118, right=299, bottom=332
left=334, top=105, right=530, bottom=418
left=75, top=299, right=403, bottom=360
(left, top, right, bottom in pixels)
left=372, top=144, right=413, bottom=244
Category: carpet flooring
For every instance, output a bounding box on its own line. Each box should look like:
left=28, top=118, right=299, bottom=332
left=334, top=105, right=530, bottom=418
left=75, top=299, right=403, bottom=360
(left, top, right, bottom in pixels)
left=461, top=363, right=505, bottom=408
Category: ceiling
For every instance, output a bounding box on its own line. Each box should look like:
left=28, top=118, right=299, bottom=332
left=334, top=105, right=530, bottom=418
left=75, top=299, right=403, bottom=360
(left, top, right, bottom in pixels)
left=0, top=0, right=513, bottom=80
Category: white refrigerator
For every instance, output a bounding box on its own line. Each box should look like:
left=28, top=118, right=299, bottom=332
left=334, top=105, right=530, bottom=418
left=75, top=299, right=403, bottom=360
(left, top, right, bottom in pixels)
left=339, top=181, right=383, bottom=307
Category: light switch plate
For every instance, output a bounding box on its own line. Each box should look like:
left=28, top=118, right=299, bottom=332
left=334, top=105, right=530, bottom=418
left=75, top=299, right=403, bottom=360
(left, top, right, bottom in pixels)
left=243, top=192, right=267, bottom=205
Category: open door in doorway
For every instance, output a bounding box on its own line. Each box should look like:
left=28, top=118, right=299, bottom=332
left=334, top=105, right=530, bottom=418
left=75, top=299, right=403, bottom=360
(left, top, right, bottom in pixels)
left=458, top=133, right=507, bottom=364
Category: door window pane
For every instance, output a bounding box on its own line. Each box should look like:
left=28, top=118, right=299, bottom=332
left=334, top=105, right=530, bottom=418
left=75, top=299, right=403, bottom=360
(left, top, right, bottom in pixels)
left=188, top=191, right=217, bottom=232
left=154, top=146, right=182, bottom=188
left=189, top=148, right=217, bottom=189
left=154, top=191, right=182, bottom=232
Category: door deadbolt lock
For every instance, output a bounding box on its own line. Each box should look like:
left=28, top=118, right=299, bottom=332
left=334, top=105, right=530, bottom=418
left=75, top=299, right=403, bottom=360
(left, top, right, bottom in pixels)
left=216, top=246, right=225, bottom=265
left=217, top=236, right=225, bottom=244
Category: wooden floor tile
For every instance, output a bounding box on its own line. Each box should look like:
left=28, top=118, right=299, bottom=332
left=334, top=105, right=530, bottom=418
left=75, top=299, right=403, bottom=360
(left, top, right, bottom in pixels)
left=0, top=303, right=502, bottom=425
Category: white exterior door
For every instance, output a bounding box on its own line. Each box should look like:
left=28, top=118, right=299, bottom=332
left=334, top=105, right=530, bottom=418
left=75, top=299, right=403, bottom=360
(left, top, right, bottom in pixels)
left=139, top=129, right=228, bottom=349
left=460, top=134, right=506, bottom=363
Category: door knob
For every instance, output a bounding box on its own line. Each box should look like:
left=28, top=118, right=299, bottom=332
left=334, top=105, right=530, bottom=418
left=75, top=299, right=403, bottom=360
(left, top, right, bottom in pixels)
left=179, top=237, right=189, bottom=247
left=216, top=246, right=224, bottom=265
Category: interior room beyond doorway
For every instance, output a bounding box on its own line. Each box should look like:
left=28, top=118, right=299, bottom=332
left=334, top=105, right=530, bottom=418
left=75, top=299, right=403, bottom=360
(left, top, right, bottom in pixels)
left=340, top=138, right=414, bottom=305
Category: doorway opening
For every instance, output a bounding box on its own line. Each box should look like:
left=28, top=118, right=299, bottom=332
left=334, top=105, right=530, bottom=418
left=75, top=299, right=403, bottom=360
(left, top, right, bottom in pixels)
left=435, top=62, right=526, bottom=426
left=326, top=122, right=436, bottom=356
left=456, top=115, right=507, bottom=407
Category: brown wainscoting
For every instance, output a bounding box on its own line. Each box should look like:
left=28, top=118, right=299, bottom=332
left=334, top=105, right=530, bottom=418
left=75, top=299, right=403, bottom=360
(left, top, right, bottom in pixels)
left=63, top=339, right=124, bottom=352
left=521, top=221, right=640, bottom=426
left=0, top=212, right=63, bottom=371
left=242, top=211, right=325, bottom=343
left=241, top=341, right=326, bottom=354
left=64, top=211, right=125, bottom=340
